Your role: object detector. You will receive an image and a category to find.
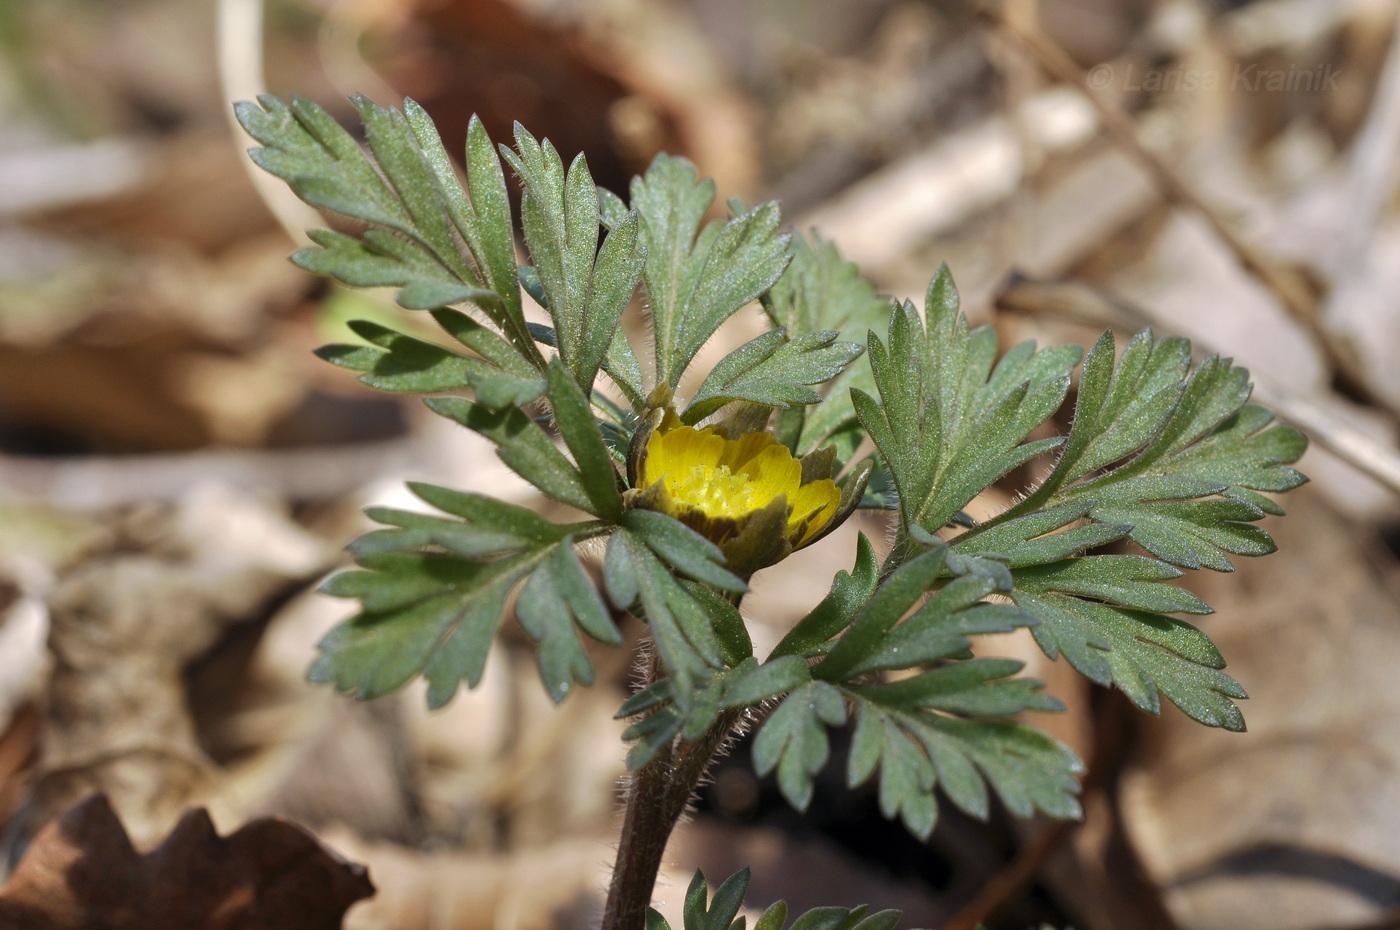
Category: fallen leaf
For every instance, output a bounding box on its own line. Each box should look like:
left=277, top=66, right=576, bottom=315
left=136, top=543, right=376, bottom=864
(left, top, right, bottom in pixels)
left=0, top=793, right=373, bottom=930
left=32, top=484, right=330, bottom=848
left=1119, top=489, right=1400, bottom=930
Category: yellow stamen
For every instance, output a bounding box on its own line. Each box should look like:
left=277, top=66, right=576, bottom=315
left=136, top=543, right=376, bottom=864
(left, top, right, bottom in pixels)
left=638, top=420, right=844, bottom=559
left=666, top=463, right=758, bottom=520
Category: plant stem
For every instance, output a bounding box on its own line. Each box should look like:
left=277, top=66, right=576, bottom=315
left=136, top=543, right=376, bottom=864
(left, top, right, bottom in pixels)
left=602, top=704, right=741, bottom=930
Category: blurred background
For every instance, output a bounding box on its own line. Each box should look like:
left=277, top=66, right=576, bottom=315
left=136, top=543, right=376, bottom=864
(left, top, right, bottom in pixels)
left=1, top=0, right=1400, bottom=928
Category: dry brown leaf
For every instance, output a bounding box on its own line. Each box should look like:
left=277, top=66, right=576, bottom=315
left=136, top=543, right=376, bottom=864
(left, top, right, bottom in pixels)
left=1117, top=489, right=1400, bottom=930
left=324, top=827, right=610, bottom=930
left=0, top=793, right=372, bottom=930
left=30, top=484, right=329, bottom=848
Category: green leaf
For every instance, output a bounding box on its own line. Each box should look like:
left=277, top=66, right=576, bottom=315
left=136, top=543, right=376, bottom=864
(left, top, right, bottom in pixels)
left=516, top=541, right=621, bottom=702
left=845, top=693, right=1083, bottom=839
left=622, top=700, right=686, bottom=770
left=502, top=125, right=644, bottom=393
left=939, top=330, right=1306, bottom=728
left=547, top=361, right=624, bottom=518
left=406, top=481, right=562, bottom=539
left=235, top=95, right=539, bottom=364
left=682, top=869, right=751, bottom=930
left=451, top=112, right=532, bottom=348
left=311, top=488, right=611, bottom=708
left=979, top=335, right=1306, bottom=573
left=842, top=575, right=1038, bottom=677
left=683, top=328, right=864, bottom=424
left=350, top=507, right=538, bottom=560
left=604, top=529, right=726, bottom=691
left=684, top=583, right=754, bottom=668
left=619, top=509, right=748, bottom=592
left=1010, top=590, right=1248, bottom=730
left=292, top=229, right=498, bottom=309
left=760, top=231, right=892, bottom=455
left=425, top=397, right=597, bottom=514
left=850, top=658, right=1064, bottom=716
left=770, top=533, right=879, bottom=659
left=857, top=269, right=1077, bottom=545
left=721, top=655, right=812, bottom=707
left=1012, top=556, right=1213, bottom=616
left=317, top=317, right=545, bottom=406
left=951, top=500, right=1129, bottom=568
left=631, top=154, right=791, bottom=388
left=604, top=325, right=648, bottom=408
left=618, top=655, right=813, bottom=769
left=648, top=870, right=904, bottom=930
left=1090, top=497, right=1275, bottom=571
left=314, top=547, right=551, bottom=708
left=813, top=543, right=951, bottom=683
left=752, top=680, right=847, bottom=810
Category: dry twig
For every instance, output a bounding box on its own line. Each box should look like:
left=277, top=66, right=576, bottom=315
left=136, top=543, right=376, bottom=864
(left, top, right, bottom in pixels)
left=979, top=1, right=1385, bottom=409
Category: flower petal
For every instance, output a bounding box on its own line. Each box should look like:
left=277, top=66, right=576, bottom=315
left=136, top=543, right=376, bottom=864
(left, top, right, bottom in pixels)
left=788, top=478, right=841, bottom=547
left=735, top=444, right=802, bottom=503
left=718, top=430, right=781, bottom=471
left=645, top=425, right=725, bottom=486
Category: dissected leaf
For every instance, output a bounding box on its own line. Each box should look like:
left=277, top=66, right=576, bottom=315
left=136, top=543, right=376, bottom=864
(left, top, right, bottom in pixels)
left=856, top=269, right=1077, bottom=543
left=516, top=542, right=620, bottom=703
left=846, top=695, right=1083, bottom=839
left=814, top=542, right=952, bottom=683
left=941, top=323, right=1306, bottom=728
left=770, top=533, right=880, bottom=659
left=502, top=125, right=645, bottom=392
left=236, top=96, right=539, bottom=363
left=311, top=490, right=613, bottom=708
left=547, top=361, right=624, bottom=518
left=684, top=328, right=863, bottom=424
left=760, top=231, right=892, bottom=455
left=631, top=154, right=791, bottom=389
left=752, top=680, right=848, bottom=811
left=1009, top=590, right=1248, bottom=730
left=316, top=315, right=545, bottom=406
left=604, top=529, right=727, bottom=694
left=425, top=397, right=598, bottom=515
left=646, top=869, right=902, bottom=930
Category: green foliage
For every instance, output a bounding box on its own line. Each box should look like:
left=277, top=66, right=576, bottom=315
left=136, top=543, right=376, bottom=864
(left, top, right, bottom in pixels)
left=630, top=155, right=792, bottom=392
left=683, top=328, right=864, bottom=425
left=748, top=536, right=1080, bottom=838
left=239, top=92, right=1305, bottom=897
left=236, top=96, right=539, bottom=363
left=308, top=483, right=608, bottom=708
left=761, top=231, right=894, bottom=458
left=645, top=870, right=903, bottom=930
left=855, top=267, right=1079, bottom=540
left=316, top=311, right=546, bottom=407
left=943, top=325, right=1306, bottom=730
left=500, top=125, right=645, bottom=394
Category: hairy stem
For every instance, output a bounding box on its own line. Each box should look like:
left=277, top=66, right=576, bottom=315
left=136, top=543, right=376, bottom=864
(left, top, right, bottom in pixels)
left=603, top=684, right=741, bottom=930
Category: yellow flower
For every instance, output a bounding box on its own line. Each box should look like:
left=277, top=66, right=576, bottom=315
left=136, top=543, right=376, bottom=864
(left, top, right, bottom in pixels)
left=628, top=412, right=862, bottom=577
